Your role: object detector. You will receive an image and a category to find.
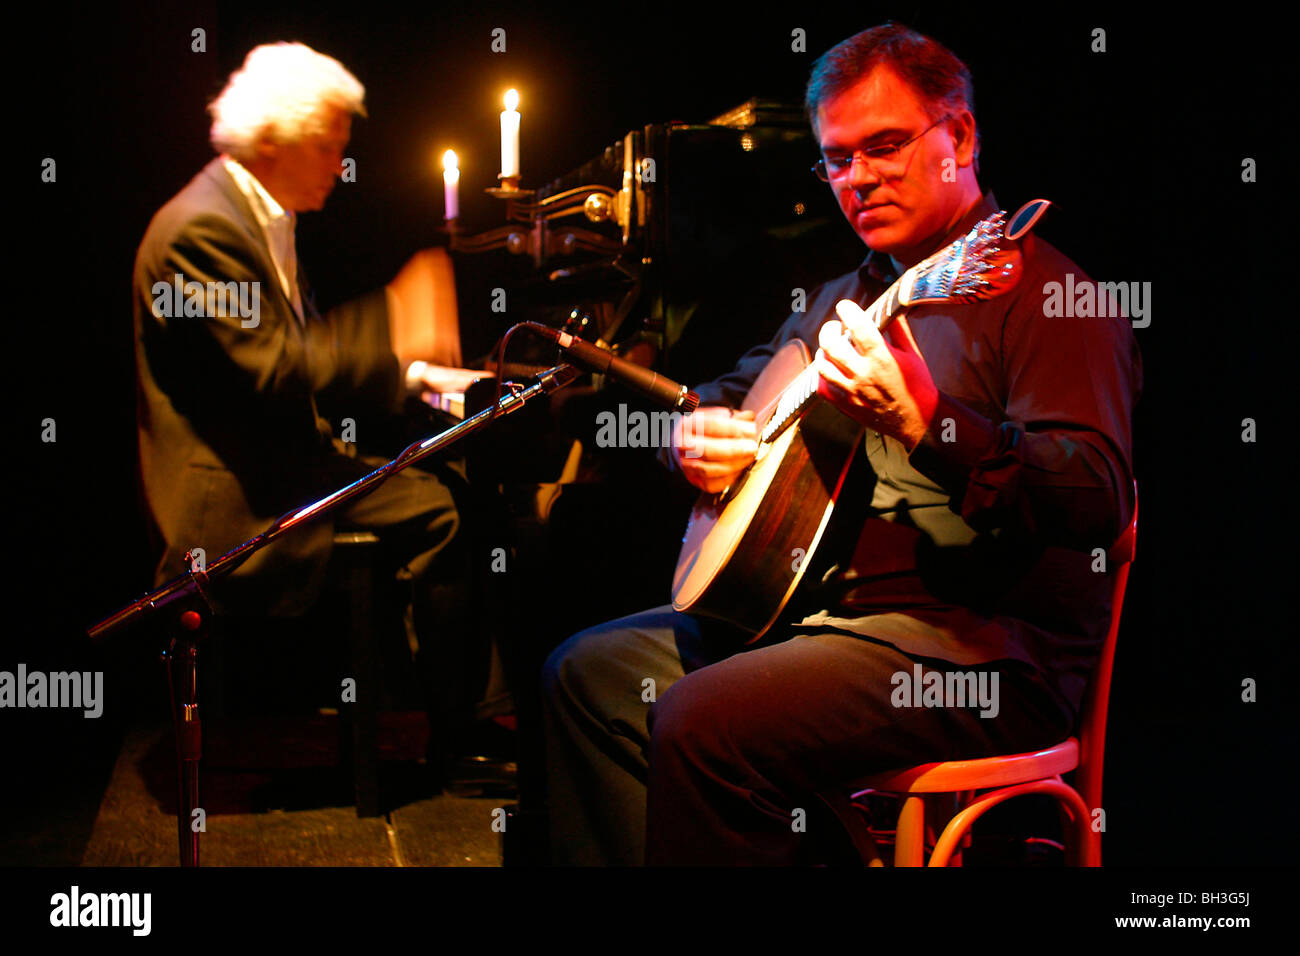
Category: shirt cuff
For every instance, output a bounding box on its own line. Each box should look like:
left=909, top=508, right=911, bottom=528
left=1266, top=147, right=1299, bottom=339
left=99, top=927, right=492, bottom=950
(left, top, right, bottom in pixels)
left=403, top=359, right=429, bottom=393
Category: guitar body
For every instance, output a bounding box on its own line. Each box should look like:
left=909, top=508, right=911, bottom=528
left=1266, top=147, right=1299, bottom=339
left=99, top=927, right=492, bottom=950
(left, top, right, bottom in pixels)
left=672, top=340, right=864, bottom=639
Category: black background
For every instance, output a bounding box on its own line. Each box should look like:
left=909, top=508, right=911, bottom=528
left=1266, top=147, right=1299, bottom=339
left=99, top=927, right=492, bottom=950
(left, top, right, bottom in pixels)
left=6, top=0, right=1294, bottom=879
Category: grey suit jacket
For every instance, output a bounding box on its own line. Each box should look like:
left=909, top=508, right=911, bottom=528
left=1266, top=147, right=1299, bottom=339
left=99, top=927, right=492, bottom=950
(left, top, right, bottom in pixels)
left=133, top=157, right=401, bottom=616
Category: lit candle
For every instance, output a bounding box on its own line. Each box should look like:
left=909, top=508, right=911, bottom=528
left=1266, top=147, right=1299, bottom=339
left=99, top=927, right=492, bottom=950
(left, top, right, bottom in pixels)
left=500, top=89, right=520, bottom=180
left=442, top=149, right=460, bottom=220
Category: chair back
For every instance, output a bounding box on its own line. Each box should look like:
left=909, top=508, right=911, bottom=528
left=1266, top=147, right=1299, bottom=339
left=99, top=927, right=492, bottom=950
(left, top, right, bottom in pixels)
left=1075, top=484, right=1138, bottom=817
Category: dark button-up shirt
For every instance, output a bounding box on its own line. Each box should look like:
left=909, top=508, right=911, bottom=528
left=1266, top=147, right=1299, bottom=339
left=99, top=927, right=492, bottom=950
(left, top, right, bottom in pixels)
left=673, top=192, right=1142, bottom=719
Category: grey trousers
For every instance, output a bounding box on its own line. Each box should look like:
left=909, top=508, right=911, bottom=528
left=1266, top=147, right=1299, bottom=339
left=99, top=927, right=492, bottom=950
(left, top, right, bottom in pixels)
left=333, top=454, right=493, bottom=754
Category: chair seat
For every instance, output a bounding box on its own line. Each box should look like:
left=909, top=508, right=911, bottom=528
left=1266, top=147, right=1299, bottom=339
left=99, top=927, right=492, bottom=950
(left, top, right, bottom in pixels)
left=834, top=487, right=1134, bottom=865
left=850, top=737, right=1079, bottom=795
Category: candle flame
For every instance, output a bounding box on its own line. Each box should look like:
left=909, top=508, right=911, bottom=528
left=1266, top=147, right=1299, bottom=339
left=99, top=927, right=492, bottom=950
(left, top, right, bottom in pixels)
left=442, top=149, right=459, bottom=171
left=504, top=88, right=519, bottom=111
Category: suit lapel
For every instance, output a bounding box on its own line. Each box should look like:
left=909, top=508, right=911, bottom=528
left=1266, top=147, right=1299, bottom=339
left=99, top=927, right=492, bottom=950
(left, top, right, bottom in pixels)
left=297, top=262, right=323, bottom=323
left=199, top=158, right=306, bottom=329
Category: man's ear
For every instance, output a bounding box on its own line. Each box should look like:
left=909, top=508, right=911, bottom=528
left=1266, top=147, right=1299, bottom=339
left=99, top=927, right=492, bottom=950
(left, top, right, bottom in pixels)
left=949, top=111, right=978, bottom=168
left=253, top=129, right=279, bottom=161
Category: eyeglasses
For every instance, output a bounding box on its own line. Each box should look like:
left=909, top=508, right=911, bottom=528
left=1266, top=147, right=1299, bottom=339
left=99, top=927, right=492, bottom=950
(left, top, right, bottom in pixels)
left=812, top=114, right=952, bottom=182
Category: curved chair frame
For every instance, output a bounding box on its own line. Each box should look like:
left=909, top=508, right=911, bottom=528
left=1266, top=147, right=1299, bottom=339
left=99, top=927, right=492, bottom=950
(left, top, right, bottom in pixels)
left=824, top=486, right=1138, bottom=866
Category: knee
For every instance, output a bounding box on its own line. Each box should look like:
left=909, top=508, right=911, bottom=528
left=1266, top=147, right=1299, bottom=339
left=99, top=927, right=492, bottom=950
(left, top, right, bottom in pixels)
left=393, top=498, right=463, bottom=582
left=540, top=625, right=615, bottom=716
left=416, top=470, right=464, bottom=559
left=542, top=608, right=686, bottom=735
left=429, top=501, right=461, bottom=556
left=647, top=670, right=727, bottom=758
left=539, top=634, right=574, bottom=708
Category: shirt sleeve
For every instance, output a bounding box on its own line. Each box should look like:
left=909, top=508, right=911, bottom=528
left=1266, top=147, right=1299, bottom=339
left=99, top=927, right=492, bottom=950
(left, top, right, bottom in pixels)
left=149, top=213, right=399, bottom=414
left=316, top=286, right=402, bottom=412
left=906, top=238, right=1142, bottom=549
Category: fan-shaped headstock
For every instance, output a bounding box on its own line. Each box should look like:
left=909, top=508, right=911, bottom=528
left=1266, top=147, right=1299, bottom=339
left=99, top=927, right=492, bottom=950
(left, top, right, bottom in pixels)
left=901, top=211, right=1023, bottom=306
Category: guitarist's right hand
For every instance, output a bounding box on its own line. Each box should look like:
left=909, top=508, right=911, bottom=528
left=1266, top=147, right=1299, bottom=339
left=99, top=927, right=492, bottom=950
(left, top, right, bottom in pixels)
left=672, top=406, right=760, bottom=494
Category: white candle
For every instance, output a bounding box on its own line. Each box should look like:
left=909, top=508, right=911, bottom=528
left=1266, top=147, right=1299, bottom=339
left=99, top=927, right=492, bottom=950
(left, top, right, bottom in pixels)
left=442, top=149, right=459, bottom=220
left=500, top=89, right=520, bottom=179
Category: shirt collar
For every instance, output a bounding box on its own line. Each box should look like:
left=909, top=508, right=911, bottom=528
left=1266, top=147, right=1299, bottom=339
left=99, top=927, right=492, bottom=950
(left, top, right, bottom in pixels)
left=221, top=155, right=294, bottom=233
left=857, top=191, right=1000, bottom=286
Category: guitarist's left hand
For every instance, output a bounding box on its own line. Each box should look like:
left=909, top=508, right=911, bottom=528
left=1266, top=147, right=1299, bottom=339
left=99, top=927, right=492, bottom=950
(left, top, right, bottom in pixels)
left=815, top=299, right=939, bottom=452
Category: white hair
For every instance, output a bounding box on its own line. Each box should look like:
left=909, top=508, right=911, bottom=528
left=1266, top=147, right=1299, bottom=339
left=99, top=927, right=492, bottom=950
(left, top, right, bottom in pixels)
left=209, top=42, right=366, bottom=162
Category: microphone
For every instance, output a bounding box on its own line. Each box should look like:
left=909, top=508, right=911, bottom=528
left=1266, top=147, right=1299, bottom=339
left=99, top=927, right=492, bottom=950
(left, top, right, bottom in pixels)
left=524, top=322, right=700, bottom=413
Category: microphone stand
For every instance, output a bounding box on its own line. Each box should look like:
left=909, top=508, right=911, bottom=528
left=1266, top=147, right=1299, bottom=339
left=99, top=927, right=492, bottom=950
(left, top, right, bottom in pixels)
left=88, top=363, right=580, bottom=867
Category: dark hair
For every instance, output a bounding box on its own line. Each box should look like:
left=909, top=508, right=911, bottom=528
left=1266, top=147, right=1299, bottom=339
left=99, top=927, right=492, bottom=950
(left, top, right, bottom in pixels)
left=805, top=23, right=980, bottom=163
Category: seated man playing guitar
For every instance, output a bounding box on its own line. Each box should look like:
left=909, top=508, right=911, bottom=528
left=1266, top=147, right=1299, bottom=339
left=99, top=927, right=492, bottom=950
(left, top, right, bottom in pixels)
left=541, top=23, right=1141, bottom=865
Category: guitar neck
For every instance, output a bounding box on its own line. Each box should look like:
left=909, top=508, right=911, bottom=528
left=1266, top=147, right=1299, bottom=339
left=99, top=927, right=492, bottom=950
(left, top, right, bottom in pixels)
left=755, top=208, right=1017, bottom=447
left=758, top=272, right=910, bottom=445
left=865, top=275, right=909, bottom=332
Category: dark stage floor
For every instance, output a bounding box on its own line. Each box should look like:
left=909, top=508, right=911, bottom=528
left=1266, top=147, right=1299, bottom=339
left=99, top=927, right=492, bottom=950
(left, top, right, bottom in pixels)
left=8, top=713, right=512, bottom=867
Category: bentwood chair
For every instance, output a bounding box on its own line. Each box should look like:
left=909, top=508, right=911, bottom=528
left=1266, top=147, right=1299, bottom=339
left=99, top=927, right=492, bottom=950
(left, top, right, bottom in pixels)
left=822, top=486, right=1138, bottom=866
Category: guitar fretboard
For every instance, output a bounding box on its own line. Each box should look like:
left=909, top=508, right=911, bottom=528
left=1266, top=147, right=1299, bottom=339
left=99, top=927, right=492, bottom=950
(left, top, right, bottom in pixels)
left=758, top=279, right=904, bottom=444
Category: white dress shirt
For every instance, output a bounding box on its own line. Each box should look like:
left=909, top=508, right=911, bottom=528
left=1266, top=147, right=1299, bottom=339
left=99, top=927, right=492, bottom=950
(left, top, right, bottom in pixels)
left=222, top=156, right=303, bottom=323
